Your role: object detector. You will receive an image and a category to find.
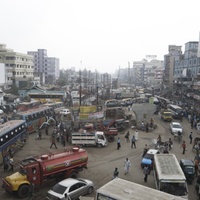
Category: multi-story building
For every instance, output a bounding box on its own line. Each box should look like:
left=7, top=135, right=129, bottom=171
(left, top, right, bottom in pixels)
left=163, top=45, right=182, bottom=93
left=144, top=60, right=164, bottom=87
left=0, top=43, right=34, bottom=89
left=27, top=49, right=60, bottom=84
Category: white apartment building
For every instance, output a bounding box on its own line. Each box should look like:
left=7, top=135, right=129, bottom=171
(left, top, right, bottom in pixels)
left=0, top=44, right=34, bottom=89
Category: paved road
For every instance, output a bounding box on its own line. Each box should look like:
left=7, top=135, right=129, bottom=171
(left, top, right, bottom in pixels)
left=0, top=104, right=199, bottom=199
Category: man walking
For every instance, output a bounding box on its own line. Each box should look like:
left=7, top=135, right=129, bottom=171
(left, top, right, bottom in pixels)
left=143, top=165, right=150, bottom=182
left=124, top=158, right=131, bottom=175
left=131, top=135, right=136, bottom=148
left=189, top=132, right=193, bottom=144
left=181, top=141, right=186, bottom=154
left=50, top=135, right=57, bottom=149
left=117, top=137, right=121, bottom=150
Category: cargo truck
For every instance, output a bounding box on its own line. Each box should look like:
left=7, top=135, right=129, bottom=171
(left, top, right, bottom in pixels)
left=71, top=131, right=107, bottom=148
left=2, top=147, right=88, bottom=198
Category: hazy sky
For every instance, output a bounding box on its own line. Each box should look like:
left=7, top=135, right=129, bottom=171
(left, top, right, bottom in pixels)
left=1, top=0, right=200, bottom=73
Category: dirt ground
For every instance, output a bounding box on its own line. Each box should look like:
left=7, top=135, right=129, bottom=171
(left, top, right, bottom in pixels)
left=0, top=106, right=199, bottom=200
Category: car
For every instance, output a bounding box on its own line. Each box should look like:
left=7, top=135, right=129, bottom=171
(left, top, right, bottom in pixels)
left=60, top=109, right=70, bottom=115
left=0, top=109, right=4, bottom=114
left=46, top=178, right=94, bottom=200
left=170, top=122, right=183, bottom=135
left=141, top=149, right=160, bottom=169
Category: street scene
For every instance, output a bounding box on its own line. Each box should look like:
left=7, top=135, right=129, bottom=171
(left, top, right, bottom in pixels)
left=0, top=98, right=200, bottom=200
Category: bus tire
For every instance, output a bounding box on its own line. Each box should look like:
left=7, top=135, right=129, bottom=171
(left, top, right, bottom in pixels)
left=18, top=184, right=29, bottom=198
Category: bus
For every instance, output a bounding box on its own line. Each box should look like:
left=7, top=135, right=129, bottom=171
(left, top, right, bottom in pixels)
left=43, top=101, right=64, bottom=114
left=167, top=104, right=183, bottom=119
left=17, top=100, right=41, bottom=112
left=153, top=154, right=188, bottom=199
left=104, top=99, right=119, bottom=107
left=12, top=107, right=54, bottom=133
left=0, top=120, right=27, bottom=164
left=28, top=92, right=65, bottom=103
left=96, top=178, right=184, bottom=200
left=120, top=98, right=133, bottom=107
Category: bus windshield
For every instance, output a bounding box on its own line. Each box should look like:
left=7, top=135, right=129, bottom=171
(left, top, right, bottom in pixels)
left=160, top=182, right=187, bottom=196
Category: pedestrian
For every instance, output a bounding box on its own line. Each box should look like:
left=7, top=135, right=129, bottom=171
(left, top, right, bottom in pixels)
left=8, top=156, right=14, bottom=172
left=131, top=135, right=136, bottom=148
left=45, top=125, right=49, bottom=135
left=168, top=138, right=173, bottom=150
left=181, top=141, right=186, bottom=154
left=3, top=155, right=9, bottom=172
left=146, top=122, right=149, bottom=133
left=141, top=121, right=145, bottom=131
left=50, top=136, right=57, bottom=149
left=195, top=159, right=199, bottom=177
left=124, top=158, right=131, bottom=175
left=142, top=144, right=149, bottom=157
left=38, top=129, right=42, bottom=140
left=143, top=165, right=150, bottom=182
left=113, top=167, right=119, bottom=179
left=117, top=137, right=121, bottom=150
left=134, top=129, right=138, bottom=140
left=189, top=132, right=193, bottom=144
left=125, top=131, right=130, bottom=142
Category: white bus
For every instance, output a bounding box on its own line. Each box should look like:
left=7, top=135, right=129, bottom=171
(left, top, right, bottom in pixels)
left=153, top=154, right=188, bottom=199
left=96, top=178, right=183, bottom=200
left=167, top=104, right=183, bottom=119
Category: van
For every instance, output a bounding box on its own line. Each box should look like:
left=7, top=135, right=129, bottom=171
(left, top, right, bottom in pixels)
left=160, top=110, right=172, bottom=121
left=167, top=104, right=183, bottom=119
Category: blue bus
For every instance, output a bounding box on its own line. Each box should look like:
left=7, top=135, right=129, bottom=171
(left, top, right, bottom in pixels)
left=0, top=120, right=27, bottom=164
left=12, top=106, right=54, bottom=134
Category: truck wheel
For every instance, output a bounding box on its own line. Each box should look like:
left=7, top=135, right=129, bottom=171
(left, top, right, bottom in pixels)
left=18, top=184, right=30, bottom=198
left=108, top=135, right=114, bottom=142
left=69, top=172, right=78, bottom=178
left=97, top=143, right=102, bottom=148
left=87, top=186, right=93, bottom=194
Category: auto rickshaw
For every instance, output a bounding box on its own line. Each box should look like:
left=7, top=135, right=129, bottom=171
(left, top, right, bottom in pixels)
left=180, top=159, right=195, bottom=184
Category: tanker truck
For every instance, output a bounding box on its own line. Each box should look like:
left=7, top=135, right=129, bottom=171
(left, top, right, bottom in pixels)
left=2, top=147, right=88, bottom=198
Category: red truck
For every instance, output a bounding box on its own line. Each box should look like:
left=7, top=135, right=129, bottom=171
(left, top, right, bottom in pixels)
left=2, top=147, right=88, bottom=198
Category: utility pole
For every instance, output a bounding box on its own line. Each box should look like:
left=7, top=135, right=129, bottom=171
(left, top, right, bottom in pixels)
left=79, top=69, right=82, bottom=106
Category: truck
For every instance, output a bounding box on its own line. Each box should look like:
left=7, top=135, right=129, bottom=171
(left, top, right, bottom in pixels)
left=153, top=154, right=188, bottom=199
left=96, top=178, right=184, bottom=200
left=2, top=147, right=88, bottom=198
left=71, top=131, right=107, bottom=148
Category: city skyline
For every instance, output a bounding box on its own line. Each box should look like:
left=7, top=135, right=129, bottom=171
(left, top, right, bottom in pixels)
left=1, top=0, right=200, bottom=74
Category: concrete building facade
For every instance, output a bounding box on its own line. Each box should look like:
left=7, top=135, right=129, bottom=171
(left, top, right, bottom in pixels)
left=0, top=44, right=34, bottom=89
left=27, top=49, right=60, bottom=84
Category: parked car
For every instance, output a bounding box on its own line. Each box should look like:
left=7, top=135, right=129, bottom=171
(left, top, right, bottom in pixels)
left=60, top=109, right=70, bottom=115
left=46, top=178, right=94, bottom=200
left=0, top=109, right=4, bottom=114
left=170, top=122, right=183, bottom=135
left=141, top=149, right=160, bottom=169
left=180, top=159, right=195, bottom=184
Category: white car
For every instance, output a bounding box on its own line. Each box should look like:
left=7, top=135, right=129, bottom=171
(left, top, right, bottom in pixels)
left=46, top=178, right=94, bottom=200
left=0, top=109, right=4, bottom=114
left=170, top=122, right=183, bottom=135
left=60, top=109, right=70, bottom=115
